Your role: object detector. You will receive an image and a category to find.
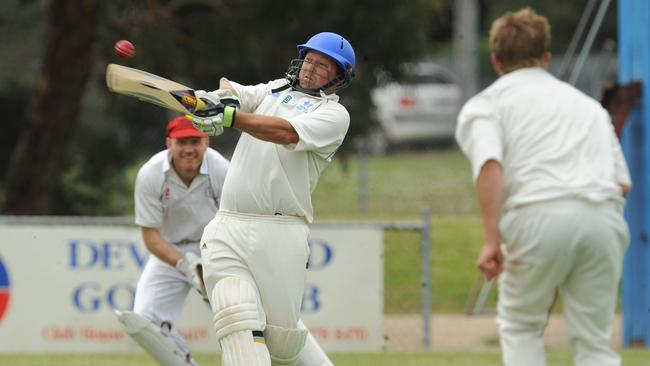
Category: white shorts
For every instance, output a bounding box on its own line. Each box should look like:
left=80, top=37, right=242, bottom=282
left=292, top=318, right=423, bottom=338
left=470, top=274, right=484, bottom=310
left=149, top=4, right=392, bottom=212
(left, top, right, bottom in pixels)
left=200, top=210, right=310, bottom=330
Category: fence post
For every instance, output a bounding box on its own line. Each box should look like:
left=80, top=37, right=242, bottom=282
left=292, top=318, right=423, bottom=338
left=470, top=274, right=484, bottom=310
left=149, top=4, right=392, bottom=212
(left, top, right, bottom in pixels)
left=421, top=207, right=431, bottom=350
left=357, top=145, right=369, bottom=215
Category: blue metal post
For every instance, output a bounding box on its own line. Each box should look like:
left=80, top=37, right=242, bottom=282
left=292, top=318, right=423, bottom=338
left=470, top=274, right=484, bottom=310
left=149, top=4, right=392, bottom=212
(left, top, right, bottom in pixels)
left=619, top=0, right=650, bottom=347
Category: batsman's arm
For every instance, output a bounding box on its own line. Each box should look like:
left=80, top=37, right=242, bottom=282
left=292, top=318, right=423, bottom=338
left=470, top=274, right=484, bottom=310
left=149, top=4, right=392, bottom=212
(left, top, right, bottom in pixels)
left=189, top=89, right=299, bottom=144
left=140, top=226, right=183, bottom=267
left=231, top=112, right=299, bottom=145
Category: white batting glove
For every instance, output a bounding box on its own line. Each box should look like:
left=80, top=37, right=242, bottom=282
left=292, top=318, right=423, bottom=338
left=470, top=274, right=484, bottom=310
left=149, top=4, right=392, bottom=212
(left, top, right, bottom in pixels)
left=187, top=89, right=240, bottom=135
left=186, top=113, right=224, bottom=136
left=175, top=252, right=209, bottom=303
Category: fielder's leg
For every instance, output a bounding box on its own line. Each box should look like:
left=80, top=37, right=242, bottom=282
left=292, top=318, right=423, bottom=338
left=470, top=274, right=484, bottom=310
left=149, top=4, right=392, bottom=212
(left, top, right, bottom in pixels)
left=115, top=310, right=197, bottom=366
left=562, top=203, right=626, bottom=366
left=211, top=276, right=271, bottom=366
left=497, top=207, right=563, bottom=366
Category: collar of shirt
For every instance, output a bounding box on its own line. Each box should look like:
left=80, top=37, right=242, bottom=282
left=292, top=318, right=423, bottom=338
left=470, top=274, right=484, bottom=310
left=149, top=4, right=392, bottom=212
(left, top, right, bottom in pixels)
left=318, top=89, right=340, bottom=102
left=498, top=67, right=549, bottom=83
left=268, top=78, right=341, bottom=103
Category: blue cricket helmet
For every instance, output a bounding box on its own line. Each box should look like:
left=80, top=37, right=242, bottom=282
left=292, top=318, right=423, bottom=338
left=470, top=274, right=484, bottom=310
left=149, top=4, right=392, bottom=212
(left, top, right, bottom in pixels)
left=297, top=32, right=356, bottom=81
left=285, top=32, right=356, bottom=95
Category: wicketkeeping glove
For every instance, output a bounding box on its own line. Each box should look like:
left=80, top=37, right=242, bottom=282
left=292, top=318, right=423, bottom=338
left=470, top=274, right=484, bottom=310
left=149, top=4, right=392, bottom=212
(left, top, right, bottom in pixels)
left=175, top=252, right=209, bottom=303
left=186, top=89, right=240, bottom=136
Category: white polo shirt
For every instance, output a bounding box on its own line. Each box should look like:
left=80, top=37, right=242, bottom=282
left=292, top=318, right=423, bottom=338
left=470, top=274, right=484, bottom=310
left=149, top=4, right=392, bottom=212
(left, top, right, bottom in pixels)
left=218, top=78, right=350, bottom=222
left=134, top=148, right=229, bottom=244
left=455, top=67, right=631, bottom=212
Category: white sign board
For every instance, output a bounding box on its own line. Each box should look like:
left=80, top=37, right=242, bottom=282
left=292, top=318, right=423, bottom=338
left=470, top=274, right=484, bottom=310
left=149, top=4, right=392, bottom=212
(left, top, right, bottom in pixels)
left=0, top=222, right=382, bottom=353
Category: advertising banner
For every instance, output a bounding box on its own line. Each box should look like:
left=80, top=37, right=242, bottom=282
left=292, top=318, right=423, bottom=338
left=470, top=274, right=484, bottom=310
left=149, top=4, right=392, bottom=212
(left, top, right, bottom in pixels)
left=0, top=222, right=382, bottom=353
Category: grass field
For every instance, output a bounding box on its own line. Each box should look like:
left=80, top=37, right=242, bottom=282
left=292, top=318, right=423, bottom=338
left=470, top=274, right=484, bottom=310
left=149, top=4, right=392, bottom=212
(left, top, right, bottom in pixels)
left=312, top=148, right=477, bottom=219
left=5, top=148, right=631, bottom=364
left=3, top=349, right=650, bottom=366
left=311, top=148, right=493, bottom=314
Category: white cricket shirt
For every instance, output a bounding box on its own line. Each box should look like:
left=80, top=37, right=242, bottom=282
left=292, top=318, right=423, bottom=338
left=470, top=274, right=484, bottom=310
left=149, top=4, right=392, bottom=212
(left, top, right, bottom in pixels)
left=455, top=67, right=630, bottom=212
left=218, top=78, right=350, bottom=223
left=134, top=148, right=229, bottom=243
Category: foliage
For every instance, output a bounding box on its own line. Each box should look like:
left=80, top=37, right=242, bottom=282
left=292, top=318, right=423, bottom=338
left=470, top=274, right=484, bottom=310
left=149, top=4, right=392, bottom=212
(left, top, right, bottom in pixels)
left=1, top=0, right=439, bottom=214
left=95, top=0, right=435, bottom=150
left=481, top=0, right=618, bottom=53
left=0, top=0, right=620, bottom=214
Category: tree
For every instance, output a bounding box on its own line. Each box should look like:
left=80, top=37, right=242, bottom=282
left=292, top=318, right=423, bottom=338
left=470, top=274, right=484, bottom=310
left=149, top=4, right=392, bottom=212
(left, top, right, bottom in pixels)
left=5, top=0, right=100, bottom=214
left=2, top=0, right=439, bottom=215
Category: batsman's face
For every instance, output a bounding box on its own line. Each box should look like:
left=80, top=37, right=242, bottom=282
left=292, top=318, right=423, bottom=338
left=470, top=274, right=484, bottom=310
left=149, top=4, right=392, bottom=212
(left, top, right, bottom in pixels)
left=166, top=137, right=208, bottom=176
left=299, top=51, right=338, bottom=91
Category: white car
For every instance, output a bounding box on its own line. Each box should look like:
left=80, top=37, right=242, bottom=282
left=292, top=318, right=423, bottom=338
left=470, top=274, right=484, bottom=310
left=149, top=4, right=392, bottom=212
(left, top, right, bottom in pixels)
left=370, top=62, right=461, bottom=152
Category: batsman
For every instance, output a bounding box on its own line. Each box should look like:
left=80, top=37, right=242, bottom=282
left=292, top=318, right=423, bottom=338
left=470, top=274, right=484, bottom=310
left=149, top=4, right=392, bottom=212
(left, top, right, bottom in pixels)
left=115, top=115, right=335, bottom=365
left=186, top=32, right=355, bottom=365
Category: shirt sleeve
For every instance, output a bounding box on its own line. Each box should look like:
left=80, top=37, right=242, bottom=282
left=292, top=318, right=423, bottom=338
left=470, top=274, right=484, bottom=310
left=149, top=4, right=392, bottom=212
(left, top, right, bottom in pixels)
left=284, top=102, right=350, bottom=160
left=219, top=78, right=271, bottom=113
left=455, top=94, right=504, bottom=182
left=134, top=166, right=163, bottom=228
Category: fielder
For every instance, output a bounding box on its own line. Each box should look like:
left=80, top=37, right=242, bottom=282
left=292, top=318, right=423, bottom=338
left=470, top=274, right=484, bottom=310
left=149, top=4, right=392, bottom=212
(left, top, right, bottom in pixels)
left=187, top=32, right=355, bottom=365
left=116, top=116, right=333, bottom=365
left=456, top=8, right=630, bottom=366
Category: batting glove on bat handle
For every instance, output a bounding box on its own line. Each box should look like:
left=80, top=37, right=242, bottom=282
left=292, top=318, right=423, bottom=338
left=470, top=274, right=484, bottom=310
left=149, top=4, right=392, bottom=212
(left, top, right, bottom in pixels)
left=176, top=253, right=209, bottom=302
left=192, top=90, right=239, bottom=128
left=186, top=114, right=224, bottom=136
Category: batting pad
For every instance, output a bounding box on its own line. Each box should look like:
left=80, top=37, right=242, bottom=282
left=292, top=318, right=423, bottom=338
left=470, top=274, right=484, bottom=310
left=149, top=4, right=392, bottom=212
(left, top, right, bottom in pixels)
left=114, top=310, right=190, bottom=366
left=264, top=324, right=308, bottom=366
left=211, top=277, right=270, bottom=365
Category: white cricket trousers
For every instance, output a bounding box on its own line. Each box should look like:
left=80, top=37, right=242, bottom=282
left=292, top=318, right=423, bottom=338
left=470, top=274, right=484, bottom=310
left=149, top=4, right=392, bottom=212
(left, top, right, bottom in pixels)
left=200, top=210, right=310, bottom=329
left=497, top=198, right=628, bottom=366
left=133, top=243, right=200, bottom=355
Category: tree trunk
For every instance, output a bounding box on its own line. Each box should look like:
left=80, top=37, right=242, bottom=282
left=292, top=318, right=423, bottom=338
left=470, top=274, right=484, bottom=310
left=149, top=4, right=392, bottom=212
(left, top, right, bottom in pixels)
left=5, top=0, right=100, bottom=214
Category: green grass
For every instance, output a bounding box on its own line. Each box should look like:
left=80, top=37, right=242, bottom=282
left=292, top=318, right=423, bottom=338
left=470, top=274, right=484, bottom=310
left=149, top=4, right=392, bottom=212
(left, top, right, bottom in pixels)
left=312, top=148, right=477, bottom=219
left=2, top=350, right=650, bottom=366
left=383, top=217, right=489, bottom=313
left=311, top=148, right=491, bottom=313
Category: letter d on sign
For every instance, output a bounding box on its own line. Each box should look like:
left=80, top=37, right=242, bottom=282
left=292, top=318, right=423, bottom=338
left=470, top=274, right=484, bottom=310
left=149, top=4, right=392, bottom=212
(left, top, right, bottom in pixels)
left=69, top=240, right=99, bottom=269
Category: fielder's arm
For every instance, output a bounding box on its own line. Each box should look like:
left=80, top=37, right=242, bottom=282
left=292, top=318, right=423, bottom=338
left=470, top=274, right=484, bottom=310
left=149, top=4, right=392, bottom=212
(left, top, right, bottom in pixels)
left=141, top=226, right=208, bottom=302
left=475, top=159, right=504, bottom=280
left=140, top=226, right=183, bottom=267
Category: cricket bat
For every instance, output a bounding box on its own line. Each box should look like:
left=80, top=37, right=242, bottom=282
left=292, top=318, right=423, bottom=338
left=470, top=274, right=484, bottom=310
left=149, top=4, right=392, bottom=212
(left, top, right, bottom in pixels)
left=105, top=64, right=206, bottom=114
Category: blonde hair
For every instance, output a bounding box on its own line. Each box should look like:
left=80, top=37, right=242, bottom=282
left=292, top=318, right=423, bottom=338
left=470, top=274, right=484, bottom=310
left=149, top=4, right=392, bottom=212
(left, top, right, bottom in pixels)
left=489, top=7, right=550, bottom=73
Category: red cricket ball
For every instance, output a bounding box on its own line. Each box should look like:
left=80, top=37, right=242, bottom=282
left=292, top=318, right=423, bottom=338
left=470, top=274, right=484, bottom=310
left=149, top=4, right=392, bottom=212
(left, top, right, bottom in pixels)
left=114, top=40, right=135, bottom=59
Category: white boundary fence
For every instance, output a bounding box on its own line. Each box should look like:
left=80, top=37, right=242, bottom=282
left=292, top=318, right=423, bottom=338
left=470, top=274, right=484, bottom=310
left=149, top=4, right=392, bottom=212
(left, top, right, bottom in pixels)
left=0, top=211, right=431, bottom=352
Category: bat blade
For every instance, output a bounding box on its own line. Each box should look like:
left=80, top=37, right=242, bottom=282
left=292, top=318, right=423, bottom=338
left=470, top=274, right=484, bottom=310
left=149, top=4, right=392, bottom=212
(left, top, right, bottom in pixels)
left=105, top=64, right=205, bottom=114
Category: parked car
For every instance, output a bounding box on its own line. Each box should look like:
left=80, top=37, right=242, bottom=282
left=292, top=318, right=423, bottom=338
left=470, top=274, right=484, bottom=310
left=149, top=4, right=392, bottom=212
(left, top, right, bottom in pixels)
left=370, top=62, right=461, bottom=152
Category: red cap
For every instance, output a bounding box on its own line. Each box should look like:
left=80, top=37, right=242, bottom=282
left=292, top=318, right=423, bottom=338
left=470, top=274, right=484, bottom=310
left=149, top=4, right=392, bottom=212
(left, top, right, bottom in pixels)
left=166, top=116, right=208, bottom=138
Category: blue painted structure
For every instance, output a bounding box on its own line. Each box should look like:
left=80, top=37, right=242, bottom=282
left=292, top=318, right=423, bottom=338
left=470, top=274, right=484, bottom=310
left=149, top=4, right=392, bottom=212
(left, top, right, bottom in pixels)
left=619, top=0, right=650, bottom=347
